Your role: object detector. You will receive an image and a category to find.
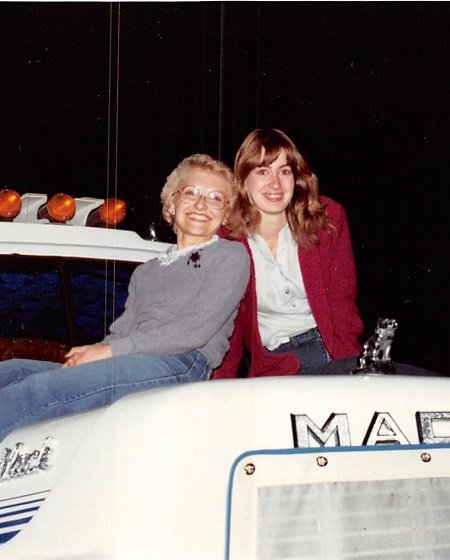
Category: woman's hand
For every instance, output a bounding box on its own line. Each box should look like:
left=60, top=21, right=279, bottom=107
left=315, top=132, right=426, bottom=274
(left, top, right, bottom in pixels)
left=62, top=343, right=112, bottom=368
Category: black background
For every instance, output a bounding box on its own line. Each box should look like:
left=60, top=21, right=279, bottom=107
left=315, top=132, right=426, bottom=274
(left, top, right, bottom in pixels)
left=1, top=2, right=448, bottom=373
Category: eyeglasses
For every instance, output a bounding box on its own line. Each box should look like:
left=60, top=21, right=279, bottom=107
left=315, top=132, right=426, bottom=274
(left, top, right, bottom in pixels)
left=176, top=185, right=229, bottom=210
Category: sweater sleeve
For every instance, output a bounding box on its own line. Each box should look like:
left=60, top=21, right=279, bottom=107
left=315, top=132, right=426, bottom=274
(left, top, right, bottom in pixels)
left=106, top=243, right=250, bottom=357
left=211, top=292, right=246, bottom=378
left=326, top=202, right=364, bottom=358
left=102, top=269, right=139, bottom=343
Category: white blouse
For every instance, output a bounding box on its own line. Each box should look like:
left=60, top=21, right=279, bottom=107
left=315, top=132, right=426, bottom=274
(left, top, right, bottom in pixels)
left=247, top=225, right=316, bottom=350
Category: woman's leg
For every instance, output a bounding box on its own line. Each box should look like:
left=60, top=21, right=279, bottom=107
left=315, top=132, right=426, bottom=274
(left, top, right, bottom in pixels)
left=0, top=359, right=60, bottom=389
left=0, top=350, right=209, bottom=442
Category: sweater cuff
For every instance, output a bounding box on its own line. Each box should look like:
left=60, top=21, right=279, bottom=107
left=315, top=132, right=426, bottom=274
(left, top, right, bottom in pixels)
left=108, top=337, right=134, bottom=357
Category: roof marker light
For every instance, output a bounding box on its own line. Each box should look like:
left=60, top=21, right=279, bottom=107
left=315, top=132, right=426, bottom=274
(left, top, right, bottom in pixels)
left=100, top=198, right=127, bottom=225
left=38, top=193, right=76, bottom=223
left=0, top=188, right=22, bottom=219
left=87, top=198, right=127, bottom=227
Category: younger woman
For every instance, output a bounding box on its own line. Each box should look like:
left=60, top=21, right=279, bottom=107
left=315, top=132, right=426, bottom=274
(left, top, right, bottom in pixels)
left=213, top=128, right=363, bottom=378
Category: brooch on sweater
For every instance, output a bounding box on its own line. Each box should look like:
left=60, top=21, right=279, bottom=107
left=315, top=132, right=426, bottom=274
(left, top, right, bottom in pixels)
left=158, top=235, right=218, bottom=267
left=187, top=250, right=202, bottom=268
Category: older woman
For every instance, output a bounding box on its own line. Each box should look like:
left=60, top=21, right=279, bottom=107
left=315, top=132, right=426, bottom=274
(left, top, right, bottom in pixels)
left=0, top=154, right=249, bottom=442
left=213, top=128, right=363, bottom=378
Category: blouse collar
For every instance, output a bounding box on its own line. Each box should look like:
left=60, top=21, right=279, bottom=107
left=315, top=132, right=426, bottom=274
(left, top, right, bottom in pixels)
left=158, top=235, right=218, bottom=266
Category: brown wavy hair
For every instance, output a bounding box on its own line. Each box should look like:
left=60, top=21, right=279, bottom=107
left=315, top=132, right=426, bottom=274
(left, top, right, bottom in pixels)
left=227, top=128, right=330, bottom=249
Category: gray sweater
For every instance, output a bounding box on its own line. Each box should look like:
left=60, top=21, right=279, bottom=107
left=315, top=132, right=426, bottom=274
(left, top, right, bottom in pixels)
left=102, top=238, right=250, bottom=369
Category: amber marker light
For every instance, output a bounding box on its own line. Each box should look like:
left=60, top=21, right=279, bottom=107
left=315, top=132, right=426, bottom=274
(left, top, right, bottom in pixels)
left=98, top=198, right=127, bottom=226
left=0, top=188, right=22, bottom=219
left=44, top=193, right=76, bottom=222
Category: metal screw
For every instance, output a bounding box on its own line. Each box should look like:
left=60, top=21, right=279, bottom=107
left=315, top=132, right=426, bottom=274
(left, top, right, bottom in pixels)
left=420, top=452, right=431, bottom=463
left=244, top=463, right=256, bottom=475
left=316, top=456, right=328, bottom=467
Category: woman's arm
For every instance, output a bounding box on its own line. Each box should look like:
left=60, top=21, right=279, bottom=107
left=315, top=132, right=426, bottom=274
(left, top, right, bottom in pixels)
left=62, top=343, right=112, bottom=367
left=327, top=202, right=364, bottom=358
left=102, top=270, right=139, bottom=343
left=211, top=299, right=246, bottom=378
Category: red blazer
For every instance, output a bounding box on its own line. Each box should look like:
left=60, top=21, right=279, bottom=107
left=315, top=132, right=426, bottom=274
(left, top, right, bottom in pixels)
left=213, top=196, right=363, bottom=378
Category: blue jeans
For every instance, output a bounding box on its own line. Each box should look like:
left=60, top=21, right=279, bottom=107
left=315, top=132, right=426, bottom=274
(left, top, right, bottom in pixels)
left=269, top=328, right=330, bottom=374
left=0, top=350, right=210, bottom=442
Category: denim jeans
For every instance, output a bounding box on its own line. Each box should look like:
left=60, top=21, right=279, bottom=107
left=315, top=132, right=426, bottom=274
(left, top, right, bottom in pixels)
left=269, top=328, right=330, bottom=374
left=0, top=350, right=210, bottom=442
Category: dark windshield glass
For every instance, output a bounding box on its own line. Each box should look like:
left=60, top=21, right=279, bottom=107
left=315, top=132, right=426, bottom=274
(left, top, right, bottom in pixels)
left=71, top=262, right=132, bottom=344
left=0, top=256, right=136, bottom=345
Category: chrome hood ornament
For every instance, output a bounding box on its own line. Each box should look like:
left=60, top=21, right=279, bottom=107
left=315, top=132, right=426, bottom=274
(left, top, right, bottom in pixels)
left=353, top=318, right=398, bottom=374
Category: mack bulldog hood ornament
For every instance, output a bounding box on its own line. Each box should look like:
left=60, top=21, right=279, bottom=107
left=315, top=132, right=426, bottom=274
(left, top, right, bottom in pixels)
left=353, top=318, right=398, bottom=374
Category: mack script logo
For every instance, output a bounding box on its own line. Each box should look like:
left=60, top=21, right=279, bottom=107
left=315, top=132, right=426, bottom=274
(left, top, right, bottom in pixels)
left=291, top=411, right=450, bottom=447
left=0, top=437, right=54, bottom=481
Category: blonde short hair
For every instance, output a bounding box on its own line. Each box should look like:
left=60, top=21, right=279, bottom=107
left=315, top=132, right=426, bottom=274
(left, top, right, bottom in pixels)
left=160, top=154, right=235, bottom=227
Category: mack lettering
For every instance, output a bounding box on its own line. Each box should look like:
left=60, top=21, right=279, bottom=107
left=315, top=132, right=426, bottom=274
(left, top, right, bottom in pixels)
left=291, top=411, right=450, bottom=448
left=0, top=437, right=54, bottom=481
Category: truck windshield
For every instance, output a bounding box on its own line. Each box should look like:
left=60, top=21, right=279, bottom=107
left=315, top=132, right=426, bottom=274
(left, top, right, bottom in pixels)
left=0, top=255, right=136, bottom=346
